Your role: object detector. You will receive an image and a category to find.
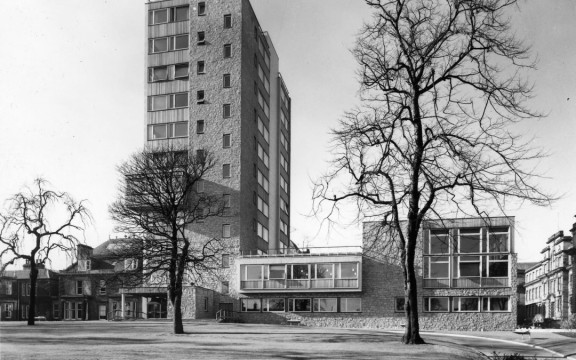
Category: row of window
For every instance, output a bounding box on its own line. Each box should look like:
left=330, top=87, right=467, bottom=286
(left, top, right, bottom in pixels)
left=399, top=296, right=511, bottom=313
left=424, top=254, right=509, bottom=279
left=257, top=221, right=269, bottom=242
left=425, top=227, right=510, bottom=255
left=241, top=297, right=361, bottom=313
left=242, top=263, right=359, bottom=281
left=149, top=4, right=234, bottom=26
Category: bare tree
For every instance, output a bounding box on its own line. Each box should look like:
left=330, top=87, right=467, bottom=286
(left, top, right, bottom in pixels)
left=0, top=179, right=90, bottom=325
left=109, top=145, right=226, bottom=334
left=314, top=0, right=553, bottom=344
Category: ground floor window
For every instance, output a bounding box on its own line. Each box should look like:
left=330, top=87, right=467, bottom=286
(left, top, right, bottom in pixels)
left=263, top=298, right=285, bottom=312
left=482, top=297, right=509, bottom=312
left=53, top=303, right=60, bottom=319
left=341, top=298, right=361, bottom=312
left=64, top=301, right=83, bottom=320
left=424, top=297, right=449, bottom=312
left=452, top=297, right=480, bottom=312
left=241, top=298, right=262, bottom=312
left=423, top=296, right=510, bottom=313
left=313, top=298, right=337, bottom=312
left=288, top=298, right=311, bottom=312
left=1, top=303, right=14, bottom=319
left=395, top=297, right=405, bottom=312
left=21, top=305, right=30, bottom=320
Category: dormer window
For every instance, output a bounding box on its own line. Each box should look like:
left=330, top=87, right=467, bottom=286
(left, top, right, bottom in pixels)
left=78, top=260, right=91, bottom=271
left=124, top=259, right=138, bottom=271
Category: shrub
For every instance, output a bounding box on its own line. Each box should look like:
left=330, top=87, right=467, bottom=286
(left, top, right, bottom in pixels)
left=491, top=352, right=535, bottom=360
left=561, top=315, right=576, bottom=330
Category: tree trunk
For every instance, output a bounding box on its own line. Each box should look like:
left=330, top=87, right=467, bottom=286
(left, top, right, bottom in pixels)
left=28, top=264, right=38, bottom=326
left=402, top=219, right=424, bottom=344
left=173, top=293, right=184, bottom=334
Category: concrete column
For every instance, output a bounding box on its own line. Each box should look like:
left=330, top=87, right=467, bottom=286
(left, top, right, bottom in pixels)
left=121, top=293, right=125, bottom=318
left=142, top=297, right=148, bottom=319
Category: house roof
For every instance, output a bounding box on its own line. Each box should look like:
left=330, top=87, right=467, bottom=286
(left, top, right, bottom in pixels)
left=1, top=268, right=56, bottom=280
left=517, top=262, right=539, bottom=272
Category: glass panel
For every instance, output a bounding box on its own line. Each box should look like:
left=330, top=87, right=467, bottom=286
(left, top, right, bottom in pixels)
left=269, top=265, right=285, bottom=279
left=242, top=299, right=261, bottom=312
left=342, top=298, right=362, bottom=312
left=489, top=261, right=508, bottom=277
left=265, top=298, right=284, bottom=312
left=245, top=265, right=262, bottom=280
left=174, top=64, right=189, bottom=78
left=153, top=38, right=168, bottom=53
left=152, top=124, right=167, bottom=139
left=293, top=299, right=310, bottom=312
left=429, top=298, right=449, bottom=312
left=489, top=233, right=508, bottom=252
left=152, top=95, right=168, bottom=110
left=313, top=298, right=337, bottom=312
left=152, top=67, right=168, bottom=81
left=459, top=229, right=480, bottom=253
left=292, top=265, right=309, bottom=279
left=174, top=122, right=188, bottom=137
left=395, top=297, right=405, bottom=312
left=430, top=230, right=450, bottom=254
left=316, top=264, right=333, bottom=279
left=340, top=263, right=357, bottom=278
left=489, top=297, right=508, bottom=311
left=174, top=93, right=188, bottom=108
left=174, top=35, right=189, bottom=50
left=456, top=297, right=479, bottom=311
left=430, top=262, right=449, bottom=278
left=174, top=6, right=189, bottom=21
left=459, top=261, right=480, bottom=277
left=153, top=9, right=168, bottom=24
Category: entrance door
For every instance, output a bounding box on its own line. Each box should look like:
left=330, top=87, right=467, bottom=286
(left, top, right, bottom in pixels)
left=218, top=303, right=233, bottom=318
left=99, top=305, right=107, bottom=320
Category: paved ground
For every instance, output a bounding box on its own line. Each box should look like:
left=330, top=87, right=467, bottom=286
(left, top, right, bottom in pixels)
left=0, top=320, right=574, bottom=359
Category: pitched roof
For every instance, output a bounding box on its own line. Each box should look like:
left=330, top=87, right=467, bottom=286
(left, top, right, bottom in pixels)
left=517, top=262, right=539, bottom=271
left=1, top=268, right=56, bottom=280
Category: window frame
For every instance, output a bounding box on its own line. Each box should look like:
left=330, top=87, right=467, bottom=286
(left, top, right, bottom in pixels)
left=394, top=297, right=405, bottom=312
left=223, top=44, right=232, bottom=58
left=222, top=224, right=231, bottom=238
left=197, top=2, right=206, bottom=16
left=341, top=298, right=362, bottom=313
left=241, top=298, right=261, bottom=312
left=452, top=297, right=480, bottom=312
left=223, top=14, right=232, bottom=28
left=223, top=73, right=231, bottom=88
left=222, top=164, right=231, bottom=178
left=313, top=298, right=337, bottom=313
left=423, top=297, right=450, bottom=312
left=223, top=104, right=231, bottom=118
left=288, top=298, right=311, bottom=312
left=263, top=298, right=285, bottom=312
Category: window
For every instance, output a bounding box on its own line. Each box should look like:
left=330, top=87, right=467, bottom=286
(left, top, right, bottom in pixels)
left=197, top=31, right=205, bottom=45
left=288, top=264, right=309, bottom=280
left=482, top=297, right=509, bottom=312
left=125, top=258, right=138, bottom=271
left=149, top=6, right=189, bottom=25
left=203, top=297, right=208, bottom=311
left=99, top=280, right=106, bottom=295
left=488, top=254, right=509, bottom=277
left=258, top=170, right=269, bottom=192
left=453, top=297, right=479, bottom=312
left=428, top=229, right=450, bottom=254
left=174, top=63, right=189, bottom=79
left=264, top=298, right=285, bottom=312
left=78, top=259, right=91, bottom=271
left=257, top=116, right=269, bottom=143
left=223, top=104, right=231, bottom=118
left=280, top=220, right=288, bottom=235
left=341, top=298, right=361, bottom=312
left=424, top=256, right=449, bottom=279
left=196, top=120, right=205, bottom=134
left=280, top=198, right=288, bottom=214
left=488, top=227, right=509, bottom=252
left=222, top=164, right=231, bottom=178
left=458, top=228, right=481, bottom=253
left=222, top=254, right=230, bottom=268
left=223, top=14, right=232, bottom=28
left=223, top=44, right=232, bottom=58
left=223, top=74, right=231, bottom=88
left=148, top=93, right=188, bottom=111
left=280, top=133, right=288, bottom=152
left=311, top=298, right=336, bottom=313
left=288, top=298, right=311, bottom=312
left=52, top=303, right=59, bottom=319
left=257, top=222, right=269, bottom=242
left=196, top=179, right=204, bottom=193
left=76, top=281, right=83, bottom=295
left=148, top=65, right=169, bottom=82
left=280, top=176, right=287, bottom=193
left=197, top=61, right=205, bottom=74
left=257, top=90, right=269, bottom=117
left=280, top=111, right=289, bottom=129
left=196, top=90, right=205, bottom=104
left=22, top=305, right=30, bottom=320
left=458, top=256, right=480, bottom=277
left=148, top=34, right=189, bottom=53
left=222, top=224, right=231, bottom=238
left=21, top=283, right=31, bottom=296
left=423, top=297, right=449, bottom=312
left=257, top=196, right=269, bottom=217
left=197, top=2, right=206, bottom=16
left=221, top=281, right=229, bottom=294
left=269, top=265, right=286, bottom=279
left=223, top=194, right=231, bottom=209
left=241, top=298, right=261, bottom=312
left=257, top=143, right=269, bottom=168
left=395, top=297, right=405, bottom=312
left=280, top=154, right=288, bottom=173
left=147, top=122, right=188, bottom=140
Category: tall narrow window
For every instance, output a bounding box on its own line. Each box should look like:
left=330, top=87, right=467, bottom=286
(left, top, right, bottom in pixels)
left=197, top=90, right=205, bottom=104
left=197, top=61, right=205, bottom=74
left=222, top=254, right=230, bottom=268
left=223, top=44, right=232, bottom=58
left=224, top=14, right=232, bottom=28
left=223, top=104, right=231, bottom=118
left=223, top=194, right=231, bottom=208
left=223, top=164, right=231, bottom=178
left=196, top=120, right=205, bottom=134
left=223, top=134, right=231, bottom=148
left=222, top=224, right=231, bottom=238
left=197, top=31, right=205, bottom=45
left=223, top=74, right=231, bottom=88
left=197, top=2, right=206, bottom=16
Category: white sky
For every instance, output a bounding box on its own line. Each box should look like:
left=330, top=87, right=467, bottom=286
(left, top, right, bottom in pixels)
left=0, top=0, right=574, bottom=269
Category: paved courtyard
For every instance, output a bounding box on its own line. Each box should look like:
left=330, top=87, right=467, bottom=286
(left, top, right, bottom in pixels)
left=1, top=320, right=574, bottom=359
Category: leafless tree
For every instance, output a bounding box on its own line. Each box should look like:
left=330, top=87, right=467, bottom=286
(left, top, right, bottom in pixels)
left=314, top=0, right=553, bottom=344
left=0, top=179, right=90, bottom=325
left=109, top=145, right=226, bottom=334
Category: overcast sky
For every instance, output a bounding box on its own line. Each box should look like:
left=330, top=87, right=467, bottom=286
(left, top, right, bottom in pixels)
left=0, top=0, right=575, bottom=269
